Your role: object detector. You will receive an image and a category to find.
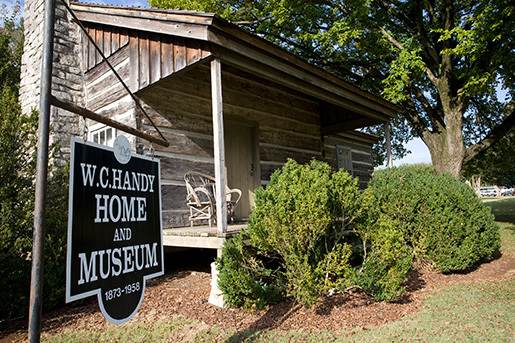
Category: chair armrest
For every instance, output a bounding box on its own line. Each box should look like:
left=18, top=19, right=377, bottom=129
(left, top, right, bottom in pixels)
left=226, top=188, right=242, bottom=205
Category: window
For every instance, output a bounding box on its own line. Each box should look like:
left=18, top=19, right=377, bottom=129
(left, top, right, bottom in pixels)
left=336, top=145, right=353, bottom=174
left=89, top=124, right=116, bottom=147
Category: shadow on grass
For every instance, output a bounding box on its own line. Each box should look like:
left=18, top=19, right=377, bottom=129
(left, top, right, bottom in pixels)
left=224, top=301, right=301, bottom=342
left=483, top=197, right=515, bottom=224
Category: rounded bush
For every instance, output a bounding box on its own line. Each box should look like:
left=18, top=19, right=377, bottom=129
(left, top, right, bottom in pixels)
left=368, top=165, right=500, bottom=272
left=218, top=159, right=410, bottom=307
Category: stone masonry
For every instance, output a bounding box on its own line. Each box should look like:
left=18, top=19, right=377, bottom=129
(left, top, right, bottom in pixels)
left=20, top=0, right=85, bottom=160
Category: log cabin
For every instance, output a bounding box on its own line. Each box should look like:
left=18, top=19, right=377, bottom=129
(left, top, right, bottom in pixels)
left=20, top=2, right=399, bottom=254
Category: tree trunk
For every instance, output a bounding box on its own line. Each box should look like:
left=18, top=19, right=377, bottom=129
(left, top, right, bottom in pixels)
left=426, top=126, right=464, bottom=177
left=423, top=81, right=465, bottom=177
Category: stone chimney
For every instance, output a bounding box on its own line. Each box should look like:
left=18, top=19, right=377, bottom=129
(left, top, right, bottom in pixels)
left=20, top=0, right=85, bottom=159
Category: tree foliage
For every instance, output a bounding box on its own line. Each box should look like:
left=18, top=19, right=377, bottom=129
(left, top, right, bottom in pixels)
left=150, top=0, right=515, bottom=174
left=0, top=7, right=69, bottom=320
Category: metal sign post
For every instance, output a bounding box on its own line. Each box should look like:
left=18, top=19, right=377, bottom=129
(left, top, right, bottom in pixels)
left=28, top=0, right=55, bottom=341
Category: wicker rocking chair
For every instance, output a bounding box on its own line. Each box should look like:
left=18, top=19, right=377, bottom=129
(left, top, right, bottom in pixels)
left=184, top=171, right=242, bottom=227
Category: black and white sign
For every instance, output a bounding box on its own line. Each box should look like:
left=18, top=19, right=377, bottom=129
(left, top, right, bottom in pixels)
left=66, top=136, right=164, bottom=324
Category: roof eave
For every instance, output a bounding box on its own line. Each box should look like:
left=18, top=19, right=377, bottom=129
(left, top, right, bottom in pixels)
left=209, top=16, right=400, bottom=116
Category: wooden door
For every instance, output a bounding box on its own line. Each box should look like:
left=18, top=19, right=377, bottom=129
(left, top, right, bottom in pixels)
left=225, top=122, right=258, bottom=221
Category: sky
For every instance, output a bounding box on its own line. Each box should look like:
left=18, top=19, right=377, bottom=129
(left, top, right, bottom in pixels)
left=392, top=138, right=431, bottom=167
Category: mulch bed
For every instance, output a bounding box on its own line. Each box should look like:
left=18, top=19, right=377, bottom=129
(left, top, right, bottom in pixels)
left=1, top=253, right=514, bottom=342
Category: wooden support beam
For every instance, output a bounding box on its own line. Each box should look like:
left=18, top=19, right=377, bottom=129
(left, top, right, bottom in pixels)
left=321, top=118, right=379, bottom=135
left=50, top=95, right=169, bottom=147
left=210, top=58, right=228, bottom=234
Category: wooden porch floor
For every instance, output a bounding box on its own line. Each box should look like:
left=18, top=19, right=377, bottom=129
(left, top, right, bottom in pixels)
left=162, top=223, right=246, bottom=250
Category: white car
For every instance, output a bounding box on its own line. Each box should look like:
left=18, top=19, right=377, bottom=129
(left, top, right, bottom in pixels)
left=501, top=188, right=514, bottom=196
left=479, top=187, right=497, bottom=197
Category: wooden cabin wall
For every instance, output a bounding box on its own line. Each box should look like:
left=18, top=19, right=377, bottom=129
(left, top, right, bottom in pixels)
left=138, top=65, right=323, bottom=228
left=83, top=40, right=138, bottom=146
left=324, top=133, right=375, bottom=189
left=80, top=26, right=216, bottom=229
left=81, top=23, right=212, bottom=149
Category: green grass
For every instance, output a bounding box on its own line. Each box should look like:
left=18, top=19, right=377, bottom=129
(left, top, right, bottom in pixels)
left=484, top=197, right=515, bottom=257
left=43, top=316, right=194, bottom=343
left=484, top=197, right=515, bottom=225
left=44, top=197, right=515, bottom=343
left=237, top=279, right=515, bottom=343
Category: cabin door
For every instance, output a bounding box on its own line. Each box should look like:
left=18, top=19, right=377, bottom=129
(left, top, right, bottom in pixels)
left=225, top=122, right=258, bottom=221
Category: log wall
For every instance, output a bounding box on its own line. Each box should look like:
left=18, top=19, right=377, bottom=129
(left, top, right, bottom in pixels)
left=324, top=132, right=376, bottom=189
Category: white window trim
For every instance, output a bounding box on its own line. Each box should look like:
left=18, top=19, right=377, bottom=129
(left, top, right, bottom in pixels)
left=88, top=123, right=117, bottom=147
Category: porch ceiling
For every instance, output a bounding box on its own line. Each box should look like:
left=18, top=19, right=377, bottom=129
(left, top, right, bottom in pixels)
left=137, top=60, right=386, bottom=136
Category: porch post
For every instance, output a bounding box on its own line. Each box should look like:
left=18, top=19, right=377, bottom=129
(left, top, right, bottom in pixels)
left=385, top=122, right=393, bottom=168
left=211, top=58, right=228, bottom=234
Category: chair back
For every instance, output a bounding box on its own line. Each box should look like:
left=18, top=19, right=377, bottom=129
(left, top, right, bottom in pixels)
left=184, top=171, right=241, bottom=207
left=184, top=171, right=214, bottom=205
left=184, top=173, right=200, bottom=206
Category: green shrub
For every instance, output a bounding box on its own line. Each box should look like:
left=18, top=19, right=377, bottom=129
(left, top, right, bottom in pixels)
left=356, top=215, right=412, bottom=301
left=218, top=159, right=408, bottom=307
left=315, top=243, right=354, bottom=293
left=0, top=90, right=69, bottom=320
left=217, top=233, right=285, bottom=309
left=0, top=14, right=69, bottom=320
left=246, top=160, right=335, bottom=306
left=0, top=89, right=35, bottom=320
left=369, top=164, right=500, bottom=272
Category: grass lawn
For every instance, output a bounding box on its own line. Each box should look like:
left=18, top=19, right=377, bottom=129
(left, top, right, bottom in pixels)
left=484, top=197, right=515, bottom=257
left=483, top=197, right=515, bottom=225
left=43, top=197, right=515, bottom=342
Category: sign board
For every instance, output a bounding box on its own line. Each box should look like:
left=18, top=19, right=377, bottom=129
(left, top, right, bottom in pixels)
left=66, top=136, right=164, bottom=324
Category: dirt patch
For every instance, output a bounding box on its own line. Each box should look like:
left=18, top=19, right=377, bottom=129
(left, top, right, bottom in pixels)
left=2, top=253, right=514, bottom=342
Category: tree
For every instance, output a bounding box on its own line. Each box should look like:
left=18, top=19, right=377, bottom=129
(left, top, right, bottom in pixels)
left=0, top=4, right=69, bottom=320
left=150, top=0, right=514, bottom=176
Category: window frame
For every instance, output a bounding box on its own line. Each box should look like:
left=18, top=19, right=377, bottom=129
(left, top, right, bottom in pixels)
left=336, top=144, right=353, bottom=175
left=89, top=123, right=117, bottom=147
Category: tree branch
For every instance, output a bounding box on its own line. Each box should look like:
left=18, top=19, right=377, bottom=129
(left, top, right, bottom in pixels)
left=403, top=101, right=433, bottom=140
left=378, top=27, right=439, bottom=85
left=414, top=0, right=440, bottom=68
left=464, top=106, right=515, bottom=163
left=234, top=15, right=272, bottom=26
left=409, top=85, right=445, bottom=128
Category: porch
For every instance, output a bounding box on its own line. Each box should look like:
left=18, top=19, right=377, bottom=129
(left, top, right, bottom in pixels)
left=162, top=223, right=246, bottom=253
